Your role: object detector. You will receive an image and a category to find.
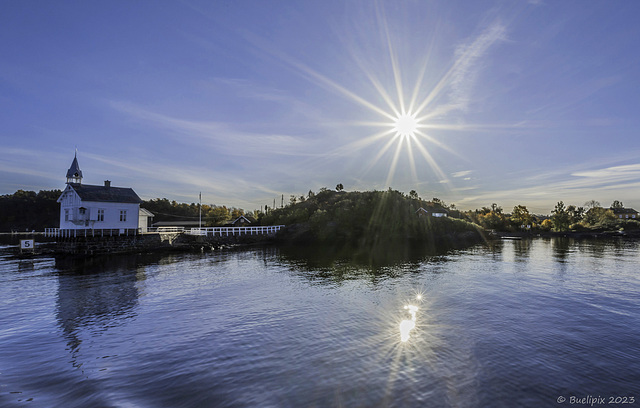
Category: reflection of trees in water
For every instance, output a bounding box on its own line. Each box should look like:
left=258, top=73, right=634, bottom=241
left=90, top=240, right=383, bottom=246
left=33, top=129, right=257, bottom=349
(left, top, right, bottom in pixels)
left=549, top=237, right=640, bottom=282
left=575, top=238, right=606, bottom=258
left=275, top=243, right=456, bottom=284
left=604, top=238, right=640, bottom=257
left=552, top=237, right=573, bottom=262
left=512, top=239, right=532, bottom=261
left=552, top=237, right=640, bottom=261
left=483, top=240, right=504, bottom=262
left=54, top=255, right=157, bottom=362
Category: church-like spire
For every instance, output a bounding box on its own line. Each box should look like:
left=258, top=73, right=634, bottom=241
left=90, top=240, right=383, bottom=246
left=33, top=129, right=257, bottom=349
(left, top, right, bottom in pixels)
left=66, top=151, right=83, bottom=184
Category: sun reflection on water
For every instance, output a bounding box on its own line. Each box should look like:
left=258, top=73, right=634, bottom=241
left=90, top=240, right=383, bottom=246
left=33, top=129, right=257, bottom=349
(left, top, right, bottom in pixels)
left=399, top=294, right=424, bottom=343
left=399, top=305, right=418, bottom=342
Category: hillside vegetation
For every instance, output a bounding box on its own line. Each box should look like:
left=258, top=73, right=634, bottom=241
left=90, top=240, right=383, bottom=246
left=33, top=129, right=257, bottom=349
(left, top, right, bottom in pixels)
left=260, top=189, right=485, bottom=251
left=0, top=190, right=61, bottom=232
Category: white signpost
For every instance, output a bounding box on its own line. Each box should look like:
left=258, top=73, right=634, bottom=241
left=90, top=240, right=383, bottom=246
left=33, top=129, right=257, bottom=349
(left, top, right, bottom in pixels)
left=20, top=239, right=35, bottom=254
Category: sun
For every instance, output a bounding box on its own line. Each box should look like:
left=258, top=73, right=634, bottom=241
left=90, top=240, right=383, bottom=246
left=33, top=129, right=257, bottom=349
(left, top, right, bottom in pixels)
left=392, top=113, right=419, bottom=138
left=269, top=5, right=481, bottom=188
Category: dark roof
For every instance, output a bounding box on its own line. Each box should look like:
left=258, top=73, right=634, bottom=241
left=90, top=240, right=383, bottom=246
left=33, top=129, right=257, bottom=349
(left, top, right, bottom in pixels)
left=223, top=215, right=257, bottom=227
left=610, top=207, right=638, bottom=214
left=66, top=156, right=83, bottom=179
left=416, top=205, right=448, bottom=214
left=69, top=183, right=142, bottom=204
left=233, top=215, right=256, bottom=223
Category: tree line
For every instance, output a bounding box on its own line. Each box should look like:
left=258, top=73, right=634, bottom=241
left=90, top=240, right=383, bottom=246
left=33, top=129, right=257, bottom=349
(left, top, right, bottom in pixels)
left=265, top=184, right=638, bottom=234
left=0, top=187, right=636, bottom=234
left=0, top=190, right=252, bottom=231
left=0, top=190, right=62, bottom=232
left=142, top=198, right=251, bottom=226
left=460, top=199, right=636, bottom=232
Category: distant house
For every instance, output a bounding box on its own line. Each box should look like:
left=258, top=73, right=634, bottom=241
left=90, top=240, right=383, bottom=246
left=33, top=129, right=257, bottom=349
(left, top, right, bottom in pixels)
left=416, top=205, right=449, bottom=218
left=228, top=215, right=256, bottom=227
left=610, top=207, right=638, bottom=219
left=57, top=153, right=149, bottom=232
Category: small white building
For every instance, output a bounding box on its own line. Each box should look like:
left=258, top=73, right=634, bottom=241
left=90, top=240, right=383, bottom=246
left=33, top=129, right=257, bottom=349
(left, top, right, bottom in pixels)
left=57, top=154, right=149, bottom=232
left=138, top=208, right=155, bottom=233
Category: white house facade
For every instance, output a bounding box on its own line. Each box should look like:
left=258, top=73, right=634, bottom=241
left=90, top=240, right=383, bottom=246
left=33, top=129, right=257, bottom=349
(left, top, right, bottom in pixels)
left=57, top=154, right=146, bottom=231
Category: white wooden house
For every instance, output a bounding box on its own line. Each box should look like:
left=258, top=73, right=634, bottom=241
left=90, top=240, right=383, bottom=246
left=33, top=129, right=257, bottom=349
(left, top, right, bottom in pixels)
left=57, top=154, right=149, bottom=232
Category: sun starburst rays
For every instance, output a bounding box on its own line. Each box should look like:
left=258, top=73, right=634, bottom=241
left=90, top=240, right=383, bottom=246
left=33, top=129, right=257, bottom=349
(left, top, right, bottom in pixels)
left=392, top=113, right=418, bottom=138
left=259, top=38, right=451, bottom=189
left=253, top=6, right=505, bottom=190
left=244, top=6, right=509, bottom=193
left=368, top=101, right=448, bottom=187
left=339, top=6, right=454, bottom=188
left=341, top=104, right=450, bottom=189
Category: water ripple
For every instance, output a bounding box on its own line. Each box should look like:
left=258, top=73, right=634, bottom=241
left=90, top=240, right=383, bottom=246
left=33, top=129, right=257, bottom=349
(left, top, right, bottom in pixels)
left=0, top=240, right=639, bottom=407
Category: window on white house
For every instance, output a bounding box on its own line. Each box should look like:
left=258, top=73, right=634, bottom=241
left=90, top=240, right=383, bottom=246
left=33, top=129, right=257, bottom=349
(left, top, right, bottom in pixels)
left=64, top=209, right=69, bottom=222
left=120, top=210, right=127, bottom=222
left=97, top=209, right=105, bottom=222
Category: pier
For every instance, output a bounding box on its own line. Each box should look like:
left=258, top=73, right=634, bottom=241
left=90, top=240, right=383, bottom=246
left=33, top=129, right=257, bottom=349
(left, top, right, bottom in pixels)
left=188, top=226, right=284, bottom=237
left=44, top=225, right=284, bottom=239
left=40, top=225, right=286, bottom=256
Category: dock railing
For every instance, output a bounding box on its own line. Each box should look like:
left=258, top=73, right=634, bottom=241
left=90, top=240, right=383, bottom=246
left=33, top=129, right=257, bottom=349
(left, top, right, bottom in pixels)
left=45, top=225, right=284, bottom=239
left=188, top=225, right=284, bottom=237
left=154, top=227, right=185, bottom=233
left=45, top=228, right=139, bottom=238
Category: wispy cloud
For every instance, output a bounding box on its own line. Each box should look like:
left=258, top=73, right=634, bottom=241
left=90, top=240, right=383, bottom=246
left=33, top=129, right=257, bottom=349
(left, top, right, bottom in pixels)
left=451, top=170, right=474, bottom=178
left=525, top=75, right=622, bottom=118
left=206, top=78, right=290, bottom=102
left=450, top=22, right=507, bottom=109
left=82, top=152, right=282, bottom=208
left=456, top=162, right=640, bottom=213
left=0, top=147, right=67, bottom=183
left=572, top=163, right=640, bottom=187
left=0, top=143, right=290, bottom=208
left=420, top=21, right=507, bottom=120
left=109, top=101, right=314, bottom=158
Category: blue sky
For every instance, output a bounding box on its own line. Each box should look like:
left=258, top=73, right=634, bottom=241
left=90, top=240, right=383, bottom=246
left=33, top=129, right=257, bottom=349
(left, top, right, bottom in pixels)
left=2, top=0, right=640, bottom=214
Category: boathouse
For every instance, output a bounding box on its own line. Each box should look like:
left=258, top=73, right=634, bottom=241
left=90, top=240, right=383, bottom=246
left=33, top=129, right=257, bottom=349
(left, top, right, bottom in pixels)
left=56, top=153, right=150, bottom=233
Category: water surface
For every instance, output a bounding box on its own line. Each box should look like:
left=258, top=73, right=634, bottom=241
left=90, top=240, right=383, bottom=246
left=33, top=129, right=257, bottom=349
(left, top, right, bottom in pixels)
left=1, top=238, right=639, bottom=407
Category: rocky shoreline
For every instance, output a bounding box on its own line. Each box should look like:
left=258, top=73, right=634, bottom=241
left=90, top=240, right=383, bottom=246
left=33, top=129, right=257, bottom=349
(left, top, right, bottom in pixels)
left=4, top=232, right=276, bottom=259
left=492, top=229, right=640, bottom=239
left=4, top=228, right=640, bottom=260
